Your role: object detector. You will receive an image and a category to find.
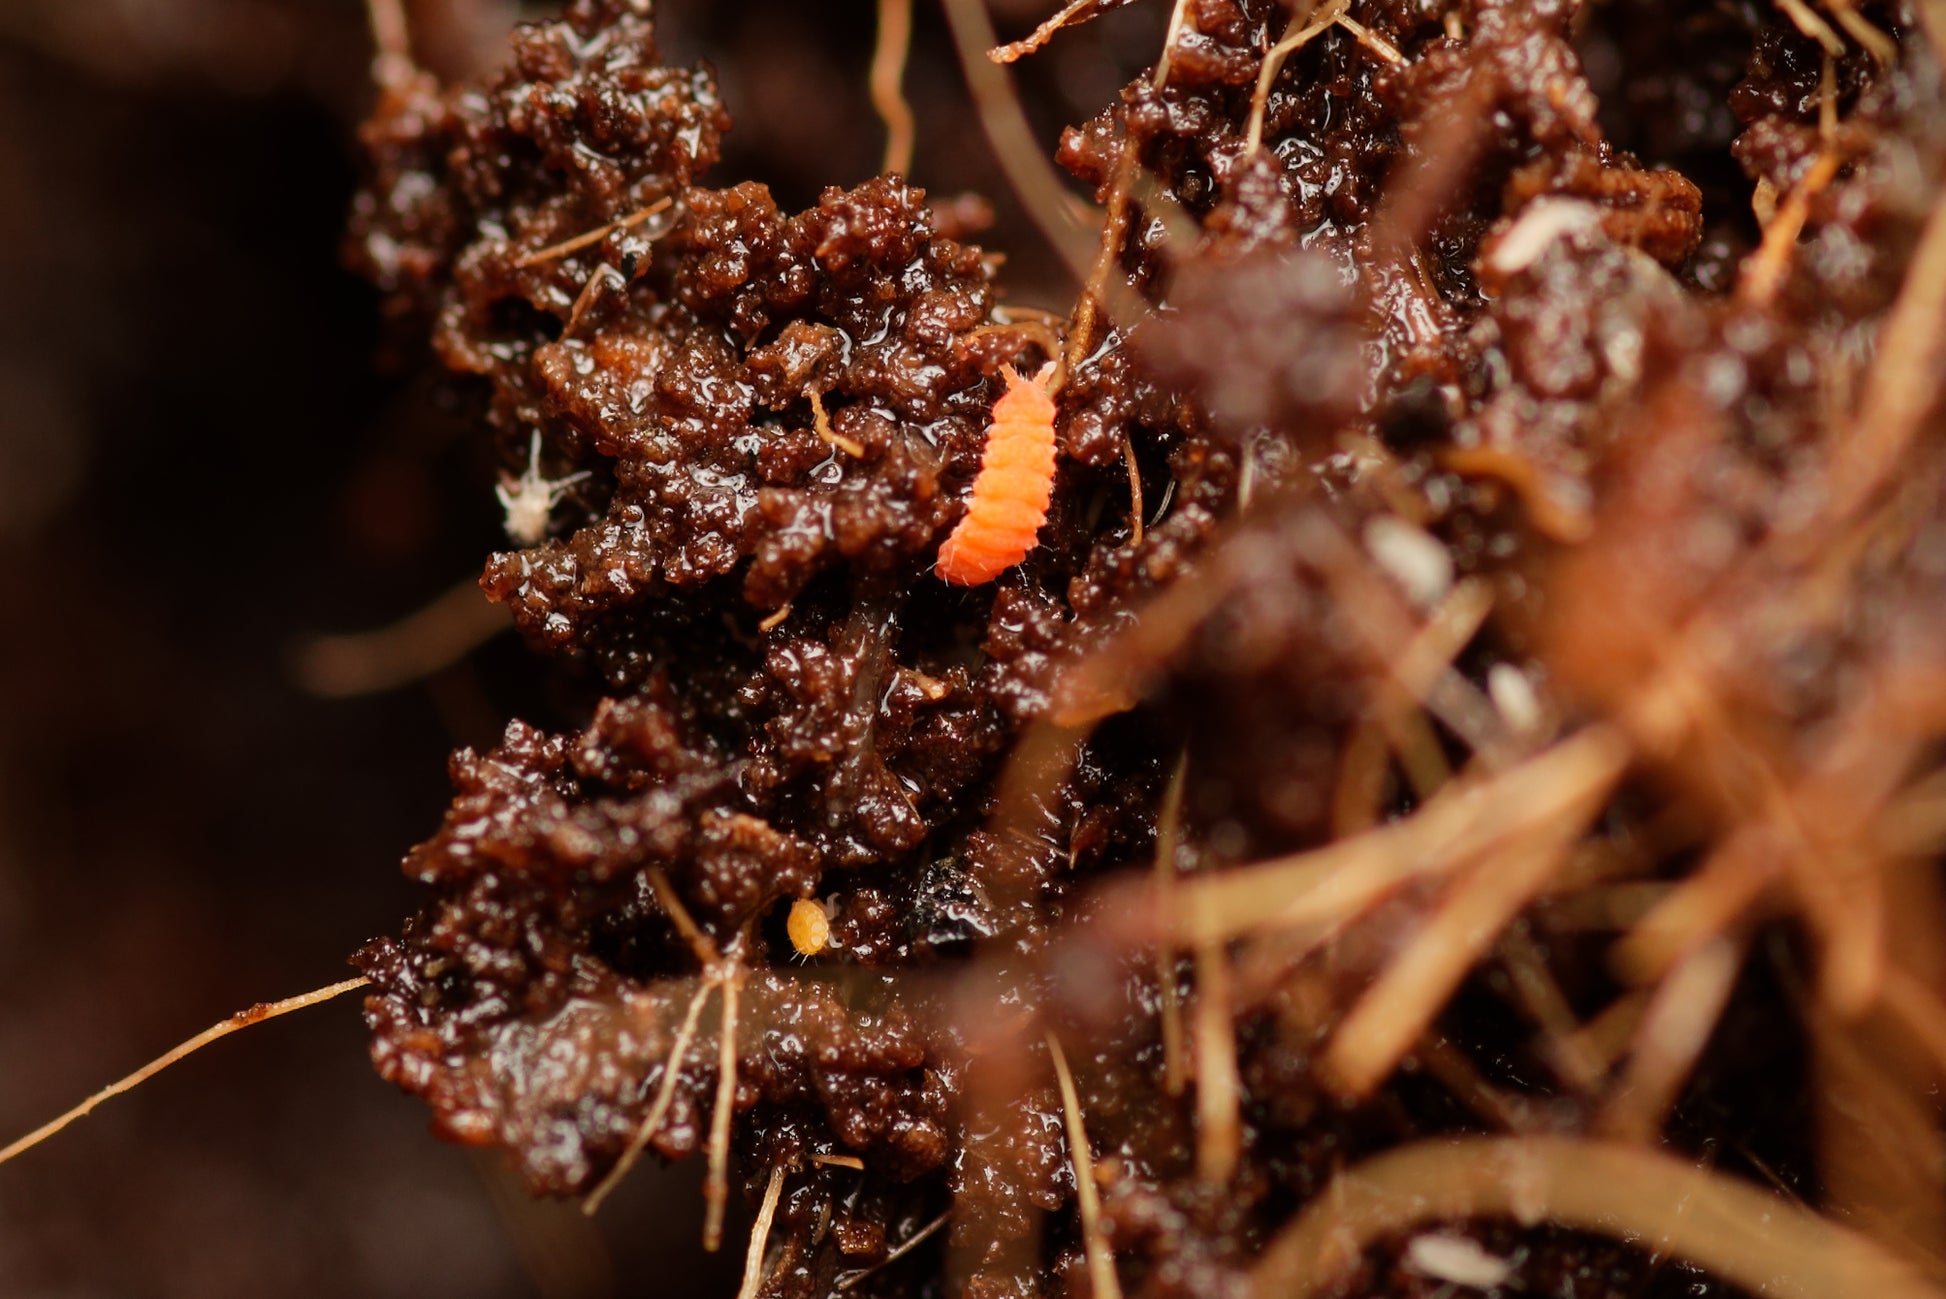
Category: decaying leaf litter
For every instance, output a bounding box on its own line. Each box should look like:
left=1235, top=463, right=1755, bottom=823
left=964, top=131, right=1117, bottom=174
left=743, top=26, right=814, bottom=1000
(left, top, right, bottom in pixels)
left=12, top=0, right=1946, bottom=1296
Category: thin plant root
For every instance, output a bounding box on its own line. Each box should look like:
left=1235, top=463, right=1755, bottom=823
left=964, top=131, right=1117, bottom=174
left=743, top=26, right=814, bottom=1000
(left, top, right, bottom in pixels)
left=1810, top=996, right=1946, bottom=1270
left=704, top=967, right=746, bottom=1252
left=292, top=575, right=511, bottom=698
left=1741, top=151, right=1841, bottom=306
left=1330, top=714, right=1391, bottom=837
left=1175, top=727, right=1630, bottom=952
left=562, top=264, right=615, bottom=338
left=514, top=196, right=674, bottom=268
left=1881, top=966, right=1946, bottom=1082
left=1823, top=0, right=1898, bottom=62
left=1248, top=1135, right=1946, bottom=1299
left=1497, top=922, right=1603, bottom=1093
left=1191, top=935, right=1241, bottom=1183
left=871, top=0, right=916, bottom=175
left=989, top=0, right=1110, bottom=64
left=1414, top=1034, right=1536, bottom=1131
left=1323, top=799, right=1601, bottom=1098
left=835, top=1212, right=951, bottom=1292
left=581, top=977, right=715, bottom=1215
left=645, top=865, right=719, bottom=966
left=810, top=1151, right=866, bottom=1170
left=809, top=388, right=866, bottom=457
left=1828, top=190, right=1946, bottom=521
left=1061, top=0, right=1209, bottom=369
left=1153, top=0, right=1191, bottom=87
left=0, top=977, right=369, bottom=1168
left=1611, top=827, right=1772, bottom=984
left=1155, top=750, right=1189, bottom=1097
left=1065, top=148, right=1139, bottom=374
left=1439, top=444, right=1595, bottom=543
left=1245, top=3, right=1342, bottom=156
left=1595, top=936, right=1744, bottom=1141
left=364, top=0, right=415, bottom=89
left=1047, top=1032, right=1124, bottom=1299
left=1556, top=989, right=1655, bottom=1084
left=1776, top=0, right=1848, bottom=54
left=1368, top=579, right=1496, bottom=798
left=964, top=320, right=1066, bottom=379
left=734, top=1163, right=788, bottom=1299
left=941, top=0, right=1097, bottom=283
left=1334, top=13, right=1403, bottom=64
left=584, top=869, right=736, bottom=1218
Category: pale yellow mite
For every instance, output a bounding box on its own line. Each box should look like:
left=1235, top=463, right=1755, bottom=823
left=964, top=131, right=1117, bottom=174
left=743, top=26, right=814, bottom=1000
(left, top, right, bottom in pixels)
left=787, top=898, right=831, bottom=957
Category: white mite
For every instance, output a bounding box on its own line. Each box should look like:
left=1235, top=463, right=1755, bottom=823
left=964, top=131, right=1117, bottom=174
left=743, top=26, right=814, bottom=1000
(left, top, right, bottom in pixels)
left=1404, top=1233, right=1514, bottom=1292
left=1487, top=662, right=1545, bottom=735
left=1488, top=197, right=1604, bottom=276
left=496, top=430, right=589, bottom=545
left=1364, top=515, right=1453, bottom=609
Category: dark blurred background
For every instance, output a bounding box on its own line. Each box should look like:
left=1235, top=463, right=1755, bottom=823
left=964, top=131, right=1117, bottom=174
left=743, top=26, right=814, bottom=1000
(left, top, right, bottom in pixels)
left=0, top=1, right=1160, bottom=1294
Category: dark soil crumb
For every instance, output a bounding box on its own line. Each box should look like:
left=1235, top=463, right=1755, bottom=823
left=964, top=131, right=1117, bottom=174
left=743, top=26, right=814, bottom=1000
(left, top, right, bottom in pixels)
left=349, top=2, right=1946, bottom=1297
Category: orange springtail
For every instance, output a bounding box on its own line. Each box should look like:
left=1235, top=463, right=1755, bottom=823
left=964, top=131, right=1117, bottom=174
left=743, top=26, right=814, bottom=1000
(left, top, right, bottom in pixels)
left=787, top=898, right=830, bottom=956
left=935, top=361, right=1058, bottom=585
